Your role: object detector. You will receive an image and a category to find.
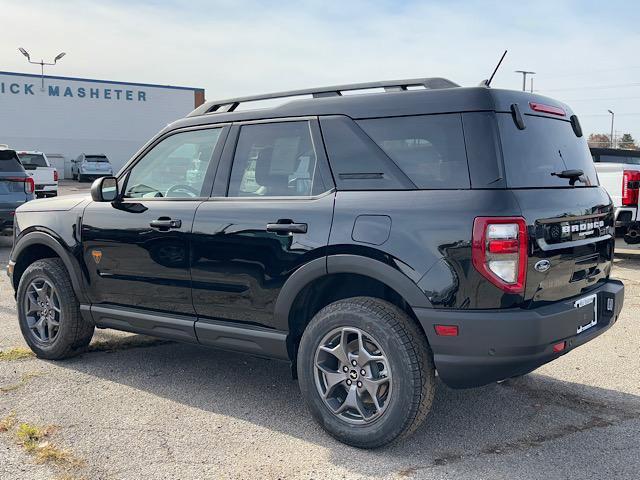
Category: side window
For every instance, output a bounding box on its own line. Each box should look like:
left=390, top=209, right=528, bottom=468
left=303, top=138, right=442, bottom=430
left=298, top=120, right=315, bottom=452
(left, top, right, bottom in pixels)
left=357, top=114, right=470, bottom=189
left=228, top=121, right=322, bottom=197
left=124, top=128, right=222, bottom=199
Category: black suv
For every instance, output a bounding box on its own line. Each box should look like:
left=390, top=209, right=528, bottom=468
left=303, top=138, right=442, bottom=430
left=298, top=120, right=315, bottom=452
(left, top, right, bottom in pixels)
left=8, top=78, right=625, bottom=448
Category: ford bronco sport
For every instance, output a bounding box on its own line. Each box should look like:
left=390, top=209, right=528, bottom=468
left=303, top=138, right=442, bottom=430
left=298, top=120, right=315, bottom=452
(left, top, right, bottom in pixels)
left=8, top=78, right=625, bottom=448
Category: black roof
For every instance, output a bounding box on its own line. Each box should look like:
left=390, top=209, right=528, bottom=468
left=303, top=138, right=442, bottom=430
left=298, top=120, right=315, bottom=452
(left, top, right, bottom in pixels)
left=162, top=79, right=576, bottom=135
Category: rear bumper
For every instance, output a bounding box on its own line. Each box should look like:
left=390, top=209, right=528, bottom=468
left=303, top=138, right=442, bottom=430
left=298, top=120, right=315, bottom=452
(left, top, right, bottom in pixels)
left=415, top=279, right=625, bottom=388
left=615, top=207, right=638, bottom=227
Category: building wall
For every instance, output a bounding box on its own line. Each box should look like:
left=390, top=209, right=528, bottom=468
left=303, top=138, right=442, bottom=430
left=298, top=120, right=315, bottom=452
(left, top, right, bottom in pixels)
left=0, top=71, right=204, bottom=175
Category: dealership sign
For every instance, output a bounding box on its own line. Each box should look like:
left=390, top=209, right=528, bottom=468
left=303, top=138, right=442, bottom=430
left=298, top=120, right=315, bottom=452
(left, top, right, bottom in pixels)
left=0, top=81, right=147, bottom=101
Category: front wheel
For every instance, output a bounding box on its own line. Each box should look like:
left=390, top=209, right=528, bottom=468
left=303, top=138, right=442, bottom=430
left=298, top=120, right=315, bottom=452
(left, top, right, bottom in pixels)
left=17, top=258, right=94, bottom=359
left=297, top=297, right=435, bottom=448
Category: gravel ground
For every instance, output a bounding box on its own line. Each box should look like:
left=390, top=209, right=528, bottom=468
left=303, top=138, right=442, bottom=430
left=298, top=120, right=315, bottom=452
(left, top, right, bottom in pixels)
left=0, top=180, right=639, bottom=479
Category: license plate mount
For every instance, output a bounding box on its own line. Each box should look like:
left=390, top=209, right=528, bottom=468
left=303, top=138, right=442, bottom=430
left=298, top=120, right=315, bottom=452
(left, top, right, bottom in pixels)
left=575, top=293, right=598, bottom=334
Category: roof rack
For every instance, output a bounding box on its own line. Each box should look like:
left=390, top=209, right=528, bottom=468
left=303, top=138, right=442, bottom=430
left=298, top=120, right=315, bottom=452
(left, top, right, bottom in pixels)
left=187, top=77, right=459, bottom=117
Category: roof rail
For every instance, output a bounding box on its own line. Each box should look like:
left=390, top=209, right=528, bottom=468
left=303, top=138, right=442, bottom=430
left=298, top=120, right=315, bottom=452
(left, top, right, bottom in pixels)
left=187, top=77, right=459, bottom=117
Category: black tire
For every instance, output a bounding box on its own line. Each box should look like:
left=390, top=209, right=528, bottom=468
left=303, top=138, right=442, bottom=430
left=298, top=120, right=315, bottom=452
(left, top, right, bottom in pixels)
left=624, top=232, right=640, bottom=244
left=297, top=297, right=435, bottom=448
left=17, top=258, right=94, bottom=359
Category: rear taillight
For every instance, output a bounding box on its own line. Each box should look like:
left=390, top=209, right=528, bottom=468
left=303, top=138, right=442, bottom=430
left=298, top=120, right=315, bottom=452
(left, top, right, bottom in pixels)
left=5, top=177, right=35, bottom=194
left=472, top=217, right=528, bottom=294
left=622, top=170, right=640, bottom=206
left=53, top=169, right=59, bottom=182
left=25, top=177, right=35, bottom=194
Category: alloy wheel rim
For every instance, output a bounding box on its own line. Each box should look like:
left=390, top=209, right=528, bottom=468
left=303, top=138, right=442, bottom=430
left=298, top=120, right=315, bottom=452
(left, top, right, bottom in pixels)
left=314, top=326, right=392, bottom=425
left=23, top=278, right=61, bottom=344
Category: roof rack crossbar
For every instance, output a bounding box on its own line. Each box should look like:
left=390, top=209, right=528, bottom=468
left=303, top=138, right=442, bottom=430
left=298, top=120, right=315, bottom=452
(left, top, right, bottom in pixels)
left=188, top=77, right=459, bottom=117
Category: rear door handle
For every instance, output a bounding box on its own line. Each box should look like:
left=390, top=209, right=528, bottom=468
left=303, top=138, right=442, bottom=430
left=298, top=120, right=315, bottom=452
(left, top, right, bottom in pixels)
left=266, top=222, right=308, bottom=234
left=150, top=218, right=182, bottom=230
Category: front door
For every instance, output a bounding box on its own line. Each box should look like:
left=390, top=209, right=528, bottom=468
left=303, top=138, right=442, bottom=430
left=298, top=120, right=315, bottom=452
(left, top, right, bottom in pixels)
left=191, top=119, right=335, bottom=335
left=82, top=126, right=227, bottom=321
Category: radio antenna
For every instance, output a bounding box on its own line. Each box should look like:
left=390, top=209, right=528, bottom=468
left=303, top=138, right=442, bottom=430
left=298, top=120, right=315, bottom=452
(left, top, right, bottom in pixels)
left=481, top=49, right=508, bottom=87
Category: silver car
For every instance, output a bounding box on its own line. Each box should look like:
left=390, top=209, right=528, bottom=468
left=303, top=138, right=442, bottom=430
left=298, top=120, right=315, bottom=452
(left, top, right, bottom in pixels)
left=1, top=147, right=35, bottom=236
left=72, top=153, right=114, bottom=182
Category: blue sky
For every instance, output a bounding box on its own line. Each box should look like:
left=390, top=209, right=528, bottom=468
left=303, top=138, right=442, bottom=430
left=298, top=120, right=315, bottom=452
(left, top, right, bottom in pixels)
left=2, top=0, right=640, bottom=141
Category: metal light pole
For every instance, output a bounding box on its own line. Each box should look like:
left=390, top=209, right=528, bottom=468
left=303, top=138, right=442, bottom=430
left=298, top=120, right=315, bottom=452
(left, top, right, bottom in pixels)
left=608, top=110, right=615, bottom=148
left=515, top=70, right=536, bottom=91
left=18, top=48, right=66, bottom=92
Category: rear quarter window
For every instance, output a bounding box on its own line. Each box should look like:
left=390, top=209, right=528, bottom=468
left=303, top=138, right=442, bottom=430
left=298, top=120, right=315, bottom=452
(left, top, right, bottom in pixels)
left=357, top=114, right=470, bottom=189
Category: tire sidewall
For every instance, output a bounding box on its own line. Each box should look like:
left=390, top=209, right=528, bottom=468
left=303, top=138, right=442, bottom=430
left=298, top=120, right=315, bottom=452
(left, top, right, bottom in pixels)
left=298, top=300, right=422, bottom=448
left=17, top=260, right=80, bottom=359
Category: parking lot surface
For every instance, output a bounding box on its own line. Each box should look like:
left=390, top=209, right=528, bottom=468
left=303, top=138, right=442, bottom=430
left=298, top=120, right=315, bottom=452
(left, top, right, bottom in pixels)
left=1, top=180, right=639, bottom=479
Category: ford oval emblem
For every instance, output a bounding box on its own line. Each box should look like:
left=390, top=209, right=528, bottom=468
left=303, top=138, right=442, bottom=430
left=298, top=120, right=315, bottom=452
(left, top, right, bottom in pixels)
left=534, top=259, right=551, bottom=272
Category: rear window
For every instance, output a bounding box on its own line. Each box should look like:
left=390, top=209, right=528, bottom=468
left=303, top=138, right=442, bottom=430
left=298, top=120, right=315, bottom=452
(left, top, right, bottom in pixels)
left=0, top=150, right=24, bottom=172
left=86, top=155, right=109, bottom=162
left=357, top=114, right=470, bottom=189
left=17, top=153, right=47, bottom=168
left=498, top=114, right=598, bottom=188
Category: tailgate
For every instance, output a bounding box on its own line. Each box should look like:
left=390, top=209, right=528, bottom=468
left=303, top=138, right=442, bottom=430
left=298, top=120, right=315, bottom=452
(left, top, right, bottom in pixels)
left=513, top=187, right=614, bottom=306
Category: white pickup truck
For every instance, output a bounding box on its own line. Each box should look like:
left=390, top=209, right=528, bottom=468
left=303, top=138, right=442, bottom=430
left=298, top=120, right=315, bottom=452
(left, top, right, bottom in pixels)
left=591, top=148, right=640, bottom=244
left=16, top=151, right=58, bottom=198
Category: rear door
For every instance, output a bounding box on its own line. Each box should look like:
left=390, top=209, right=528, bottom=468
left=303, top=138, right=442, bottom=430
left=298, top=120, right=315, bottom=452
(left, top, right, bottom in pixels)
left=191, top=118, right=335, bottom=338
left=81, top=127, right=228, bottom=332
left=495, top=111, right=615, bottom=306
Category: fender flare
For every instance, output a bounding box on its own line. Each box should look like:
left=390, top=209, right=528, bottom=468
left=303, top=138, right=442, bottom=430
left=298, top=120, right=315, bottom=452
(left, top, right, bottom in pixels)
left=273, top=254, right=432, bottom=331
left=11, top=231, right=89, bottom=304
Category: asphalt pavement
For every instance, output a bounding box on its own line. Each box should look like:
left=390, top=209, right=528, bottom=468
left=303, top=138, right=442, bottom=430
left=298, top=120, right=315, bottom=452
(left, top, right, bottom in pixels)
left=0, top=180, right=639, bottom=479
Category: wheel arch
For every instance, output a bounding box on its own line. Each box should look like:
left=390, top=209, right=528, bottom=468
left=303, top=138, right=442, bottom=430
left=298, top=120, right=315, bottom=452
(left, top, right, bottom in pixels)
left=274, top=254, right=432, bottom=361
left=11, top=231, right=88, bottom=304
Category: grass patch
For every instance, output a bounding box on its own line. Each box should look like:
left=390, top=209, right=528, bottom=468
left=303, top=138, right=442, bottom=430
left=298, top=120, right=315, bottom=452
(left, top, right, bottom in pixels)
left=0, top=412, right=17, bottom=432
left=0, top=347, right=35, bottom=361
left=0, top=372, right=41, bottom=394
left=36, top=442, right=83, bottom=467
left=15, top=422, right=55, bottom=451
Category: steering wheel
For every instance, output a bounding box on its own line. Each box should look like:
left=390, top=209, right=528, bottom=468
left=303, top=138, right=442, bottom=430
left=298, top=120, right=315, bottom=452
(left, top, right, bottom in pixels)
left=165, top=184, right=200, bottom=198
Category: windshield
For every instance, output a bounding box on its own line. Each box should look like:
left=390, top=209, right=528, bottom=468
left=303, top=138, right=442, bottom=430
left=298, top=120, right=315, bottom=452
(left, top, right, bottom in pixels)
left=17, top=153, right=47, bottom=168
left=498, top=113, right=598, bottom=188
left=85, top=155, right=109, bottom=163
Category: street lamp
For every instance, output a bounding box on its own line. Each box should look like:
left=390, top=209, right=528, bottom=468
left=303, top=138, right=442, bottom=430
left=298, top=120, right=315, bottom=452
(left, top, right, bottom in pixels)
left=608, top=109, right=615, bottom=148
left=18, top=47, right=67, bottom=92
left=515, top=70, right=536, bottom=92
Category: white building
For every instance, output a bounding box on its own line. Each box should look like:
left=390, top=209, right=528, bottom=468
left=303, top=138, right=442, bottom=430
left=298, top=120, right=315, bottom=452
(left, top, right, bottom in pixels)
left=0, top=71, right=205, bottom=177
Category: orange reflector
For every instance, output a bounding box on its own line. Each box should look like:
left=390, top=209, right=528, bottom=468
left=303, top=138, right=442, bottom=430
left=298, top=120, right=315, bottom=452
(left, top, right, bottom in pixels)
left=435, top=325, right=459, bottom=336
left=553, top=341, right=566, bottom=353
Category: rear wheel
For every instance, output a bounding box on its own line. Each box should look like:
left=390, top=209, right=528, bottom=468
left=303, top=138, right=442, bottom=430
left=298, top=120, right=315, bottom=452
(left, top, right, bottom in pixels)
left=17, top=258, right=94, bottom=359
left=624, top=229, right=640, bottom=244
left=297, top=297, right=435, bottom=448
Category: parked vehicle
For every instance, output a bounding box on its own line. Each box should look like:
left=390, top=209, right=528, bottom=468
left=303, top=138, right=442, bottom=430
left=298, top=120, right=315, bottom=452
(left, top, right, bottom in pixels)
left=16, top=151, right=58, bottom=198
left=71, top=154, right=114, bottom=182
left=8, top=79, right=625, bottom=448
left=591, top=147, right=640, bottom=244
left=1, top=147, right=35, bottom=236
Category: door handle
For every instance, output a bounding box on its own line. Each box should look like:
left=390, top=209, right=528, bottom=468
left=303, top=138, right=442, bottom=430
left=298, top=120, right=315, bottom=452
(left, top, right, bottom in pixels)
left=150, top=218, right=182, bottom=230
left=266, top=221, right=308, bottom=234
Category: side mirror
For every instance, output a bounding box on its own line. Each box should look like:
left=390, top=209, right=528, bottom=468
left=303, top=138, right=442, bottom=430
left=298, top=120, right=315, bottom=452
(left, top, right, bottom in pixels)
left=91, top=176, right=119, bottom=202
